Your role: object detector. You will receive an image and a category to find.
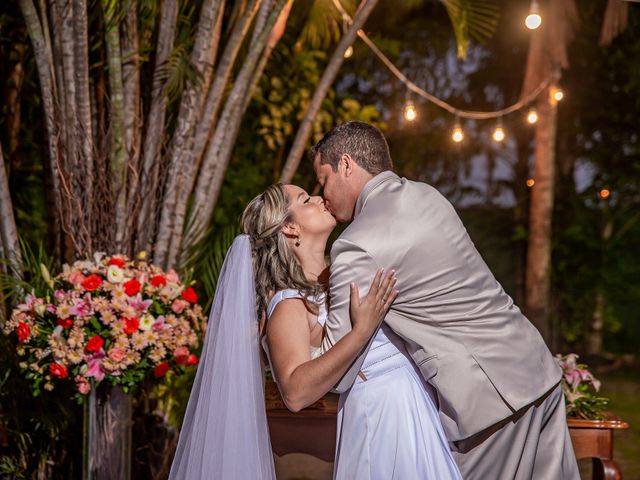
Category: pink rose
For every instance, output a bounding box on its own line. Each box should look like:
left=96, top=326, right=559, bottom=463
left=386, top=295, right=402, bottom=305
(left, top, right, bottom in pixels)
left=68, top=270, right=87, bottom=286
left=166, top=270, right=180, bottom=283
left=75, top=375, right=91, bottom=395
left=173, top=346, right=189, bottom=365
left=171, top=299, right=188, bottom=314
left=107, top=347, right=127, bottom=362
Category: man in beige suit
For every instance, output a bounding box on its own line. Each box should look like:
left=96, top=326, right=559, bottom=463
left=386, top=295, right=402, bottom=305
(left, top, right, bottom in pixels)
left=313, top=121, right=579, bottom=479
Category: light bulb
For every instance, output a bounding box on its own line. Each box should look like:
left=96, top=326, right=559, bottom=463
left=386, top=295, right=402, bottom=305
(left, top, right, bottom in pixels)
left=552, top=88, right=564, bottom=102
left=343, top=46, right=353, bottom=59
left=452, top=126, right=464, bottom=143
left=526, top=178, right=535, bottom=187
left=493, top=126, right=505, bottom=142
left=404, top=101, right=417, bottom=121
left=527, top=108, right=538, bottom=124
left=525, top=1, right=541, bottom=29
left=599, top=188, right=610, bottom=199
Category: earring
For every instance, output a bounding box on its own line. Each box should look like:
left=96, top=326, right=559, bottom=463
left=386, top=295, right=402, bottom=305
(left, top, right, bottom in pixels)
left=295, top=238, right=301, bottom=247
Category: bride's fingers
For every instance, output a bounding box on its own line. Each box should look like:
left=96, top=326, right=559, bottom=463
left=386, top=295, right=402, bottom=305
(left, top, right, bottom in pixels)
left=367, top=268, right=384, bottom=298
left=383, top=288, right=399, bottom=310
left=376, top=270, right=396, bottom=303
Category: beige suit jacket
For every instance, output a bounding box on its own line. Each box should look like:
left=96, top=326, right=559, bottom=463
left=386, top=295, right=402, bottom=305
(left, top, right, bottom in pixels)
left=321, top=171, right=561, bottom=441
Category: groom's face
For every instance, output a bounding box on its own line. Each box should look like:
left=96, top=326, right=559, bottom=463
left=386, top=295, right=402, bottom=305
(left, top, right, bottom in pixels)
left=313, top=153, right=354, bottom=222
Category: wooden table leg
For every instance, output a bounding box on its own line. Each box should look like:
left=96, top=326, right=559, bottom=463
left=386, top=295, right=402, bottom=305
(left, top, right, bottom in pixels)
left=593, top=458, right=622, bottom=480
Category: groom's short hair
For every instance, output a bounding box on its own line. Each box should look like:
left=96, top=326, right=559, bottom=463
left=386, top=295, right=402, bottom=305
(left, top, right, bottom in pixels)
left=309, top=121, right=393, bottom=174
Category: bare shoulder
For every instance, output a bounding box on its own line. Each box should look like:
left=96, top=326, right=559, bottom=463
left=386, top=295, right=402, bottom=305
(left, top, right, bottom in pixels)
left=267, top=298, right=315, bottom=333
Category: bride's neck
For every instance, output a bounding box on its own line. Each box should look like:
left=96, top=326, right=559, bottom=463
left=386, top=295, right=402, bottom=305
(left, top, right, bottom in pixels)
left=296, top=245, right=329, bottom=284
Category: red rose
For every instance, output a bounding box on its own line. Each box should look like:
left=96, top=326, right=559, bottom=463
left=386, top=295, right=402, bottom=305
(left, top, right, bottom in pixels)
left=123, top=279, right=141, bottom=296
left=173, top=346, right=189, bottom=365
left=56, top=318, right=73, bottom=329
left=86, top=335, right=104, bottom=353
left=153, top=362, right=170, bottom=378
left=186, top=354, right=199, bottom=366
left=123, top=317, right=139, bottom=335
left=50, top=362, right=68, bottom=379
left=17, top=322, right=30, bottom=342
left=151, top=275, right=167, bottom=287
left=82, top=274, right=103, bottom=291
left=181, top=287, right=198, bottom=304
left=108, top=257, right=126, bottom=268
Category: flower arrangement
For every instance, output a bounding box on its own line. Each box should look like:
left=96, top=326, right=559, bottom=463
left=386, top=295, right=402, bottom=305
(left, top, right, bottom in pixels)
left=2, top=253, right=206, bottom=400
left=556, top=353, right=609, bottom=420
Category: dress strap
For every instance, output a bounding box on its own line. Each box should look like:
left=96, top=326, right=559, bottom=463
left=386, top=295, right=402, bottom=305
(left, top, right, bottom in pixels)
left=267, top=289, right=305, bottom=319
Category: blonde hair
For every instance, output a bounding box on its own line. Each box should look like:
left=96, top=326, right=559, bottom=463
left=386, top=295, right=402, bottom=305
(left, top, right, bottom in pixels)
left=241, top=183, right=325, bottom=318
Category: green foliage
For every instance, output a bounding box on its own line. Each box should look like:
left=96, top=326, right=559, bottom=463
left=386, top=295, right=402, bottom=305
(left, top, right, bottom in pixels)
left=440, top=0, right=499, bottom=58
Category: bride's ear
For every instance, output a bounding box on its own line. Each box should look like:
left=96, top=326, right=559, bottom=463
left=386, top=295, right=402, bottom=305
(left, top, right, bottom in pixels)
left=281, top=222, right=299, bottom=240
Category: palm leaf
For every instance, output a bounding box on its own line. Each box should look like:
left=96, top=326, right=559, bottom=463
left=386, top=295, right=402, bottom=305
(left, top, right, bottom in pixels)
left=298, top=0, right=358, bottom=49
left=0, top=238, right=56, bottom=313
left=181, top=223, right=241, bottom=312
left=440, top=0, right=499, bottom=59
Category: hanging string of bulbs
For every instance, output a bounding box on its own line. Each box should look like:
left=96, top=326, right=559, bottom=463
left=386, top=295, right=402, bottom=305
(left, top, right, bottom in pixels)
left=332, top=0, right=564, bottom=145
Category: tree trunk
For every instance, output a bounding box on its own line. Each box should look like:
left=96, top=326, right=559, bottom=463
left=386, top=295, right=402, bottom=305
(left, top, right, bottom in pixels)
left=280, top=0, right=380, bottom=183
left=102, top=0, right=127, bottom=252
left=19, top=0, right=66, bottom=252
left=135, top=0, right=179, bottom=254
left=587, top=218, right=613, bottom=355
left=173, top=0, right=289, bottom=267
left=0, top=141, right=22, bottom=278
left=154, top=0, right=261, bottom=268
left=72, top=0, right=94, bottom=251
left=122, top=5, right=142, bottom=252
left=525, top=87, right=557, bottom=342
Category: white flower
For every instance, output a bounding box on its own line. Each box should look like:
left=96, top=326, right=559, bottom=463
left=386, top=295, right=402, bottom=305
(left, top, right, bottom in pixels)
left=107, top=265, right=125, bottom=283
left=40, top=263, right=54, bottom=288
left=139, top=314, right=155, bottom=331
left=35, top=304, right=47, bottom=317
left=93, top=252, right=106, bottom=265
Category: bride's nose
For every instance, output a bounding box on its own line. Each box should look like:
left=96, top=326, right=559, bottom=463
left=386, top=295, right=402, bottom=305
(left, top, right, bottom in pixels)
left=312, top=196, right=324, bottom=205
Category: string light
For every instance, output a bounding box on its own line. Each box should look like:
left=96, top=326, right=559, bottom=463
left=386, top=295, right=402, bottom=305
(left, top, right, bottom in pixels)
left=599, top=188, right=611, bottom=199
left=343, top=45, right=354, bottom=59
left=492, top=119, right=505, bottom=142
left=526, top=178, right=535, bottom=187
left=404, top=100, right=417, bottom=121
left=527, top=108, right=538, bottom=124
left=552, top=88, right=564, bottom=102
left=525, top=0, right=542, bottom=30
left=452, top=124, right=464, bottom=143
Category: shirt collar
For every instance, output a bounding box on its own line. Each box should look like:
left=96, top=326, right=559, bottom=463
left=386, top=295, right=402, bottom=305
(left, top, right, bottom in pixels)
left=353, top=170, right=399, bottom=218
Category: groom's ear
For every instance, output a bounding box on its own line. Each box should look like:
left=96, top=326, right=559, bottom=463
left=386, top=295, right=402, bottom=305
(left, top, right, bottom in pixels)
left=341, top=154, right=354, bottom=177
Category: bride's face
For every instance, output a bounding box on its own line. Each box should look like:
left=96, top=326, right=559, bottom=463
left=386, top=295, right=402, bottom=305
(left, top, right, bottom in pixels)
left=283, top=185, right=336, bottom=238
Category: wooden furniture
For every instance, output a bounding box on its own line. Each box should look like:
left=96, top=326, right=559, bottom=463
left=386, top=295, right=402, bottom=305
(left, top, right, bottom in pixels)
left=568, top=413, right=629, bottom=480
left=266, top=383, right=630, bottom=479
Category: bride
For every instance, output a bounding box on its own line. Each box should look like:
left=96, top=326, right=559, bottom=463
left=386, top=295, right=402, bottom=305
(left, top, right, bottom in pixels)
left=169, top=183, right=460, bottom=479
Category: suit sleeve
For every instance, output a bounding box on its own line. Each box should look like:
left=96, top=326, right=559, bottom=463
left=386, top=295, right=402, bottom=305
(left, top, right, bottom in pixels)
left=321, top=238, right=380, bottom=392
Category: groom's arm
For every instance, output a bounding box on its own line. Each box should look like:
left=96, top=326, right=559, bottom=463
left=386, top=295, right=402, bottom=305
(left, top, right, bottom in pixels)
left=321, top=238, right=380, bottom=393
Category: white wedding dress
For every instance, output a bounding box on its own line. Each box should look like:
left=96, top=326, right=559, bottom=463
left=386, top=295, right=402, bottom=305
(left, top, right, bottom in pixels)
left=265, top=289, right=462, bottom=480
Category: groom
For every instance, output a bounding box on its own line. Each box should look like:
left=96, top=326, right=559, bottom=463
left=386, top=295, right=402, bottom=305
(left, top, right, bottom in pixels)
left=313, top=121, right=579, bottom=479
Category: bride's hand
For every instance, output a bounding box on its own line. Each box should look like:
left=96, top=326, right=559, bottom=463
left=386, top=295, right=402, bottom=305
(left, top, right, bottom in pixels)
left=349, top=268, right=398, bottom=338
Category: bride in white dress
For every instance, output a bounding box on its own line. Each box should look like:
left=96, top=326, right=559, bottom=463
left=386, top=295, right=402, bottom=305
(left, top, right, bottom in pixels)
left=169, top=182, right=461, bottom=479
left=246, top=183, right=461, bottom=480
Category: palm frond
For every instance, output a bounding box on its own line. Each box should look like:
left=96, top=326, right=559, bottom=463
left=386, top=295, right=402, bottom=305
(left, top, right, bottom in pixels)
left=181, top=223, right=241, bottom=312
left=298, top=0, right=358, bottom=49
left=0, top=238, right=56, bottom=312
left=440, top=0, right=499, bottom=59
